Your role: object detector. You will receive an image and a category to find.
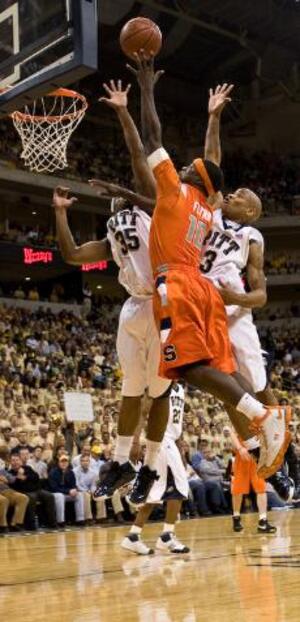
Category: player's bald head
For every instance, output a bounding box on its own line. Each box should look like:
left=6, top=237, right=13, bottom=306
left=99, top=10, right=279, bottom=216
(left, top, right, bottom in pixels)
left=222, top=188, right=262, bottom=224
left=245, top=189, right=262, bottom=220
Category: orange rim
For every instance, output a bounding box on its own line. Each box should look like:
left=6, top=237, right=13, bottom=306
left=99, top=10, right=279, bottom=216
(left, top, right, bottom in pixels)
left=10, top=87, right=88, bottom=123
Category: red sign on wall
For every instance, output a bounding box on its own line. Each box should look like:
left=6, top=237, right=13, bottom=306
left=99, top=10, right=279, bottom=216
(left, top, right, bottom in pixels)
left=23, top=247, right=53, bottom=264
left=81, top=261, right=108, bottom=272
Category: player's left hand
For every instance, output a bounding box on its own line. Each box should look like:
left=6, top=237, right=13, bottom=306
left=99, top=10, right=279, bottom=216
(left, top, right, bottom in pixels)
left=218, top=285, right=240, bottom=306
left=99, top=80, right=131, bottom=109
left=208, top=83, right=234, bottom=117
left=52, top=186, right=78, bottom=211
left=88, top=179, right=125, bottom=198
left=126, top=52, right=164, bottom=89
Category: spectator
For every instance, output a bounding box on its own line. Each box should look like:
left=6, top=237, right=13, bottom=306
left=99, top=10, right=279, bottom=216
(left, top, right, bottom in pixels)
left=9, top=453, right=57, bottom=530
left=0, top=448, right=28, bottom=533
left=72, top=443, right=97, bottom=470
left=72, top=454, right=121, bottom=524
left=48, top=454, right=85, bottom=527
left=197, top=447, right=228, bottom=514
left=28, top=446, right=48, bottom=481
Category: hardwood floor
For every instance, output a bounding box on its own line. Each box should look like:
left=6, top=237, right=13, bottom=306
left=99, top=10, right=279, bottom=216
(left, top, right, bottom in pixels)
left=1, top=511, right=300, bottom=622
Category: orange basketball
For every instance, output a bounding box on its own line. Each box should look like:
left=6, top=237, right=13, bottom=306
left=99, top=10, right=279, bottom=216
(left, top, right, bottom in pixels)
left=120, top=17, right=162, bottom=60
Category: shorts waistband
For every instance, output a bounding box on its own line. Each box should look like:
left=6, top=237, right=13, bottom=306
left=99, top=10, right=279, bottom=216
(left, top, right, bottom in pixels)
left=154, top=263, right=200, bottom=276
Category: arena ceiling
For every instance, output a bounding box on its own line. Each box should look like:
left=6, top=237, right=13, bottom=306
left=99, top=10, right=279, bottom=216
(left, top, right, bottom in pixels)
left=96, top=0, right=300, bottom=113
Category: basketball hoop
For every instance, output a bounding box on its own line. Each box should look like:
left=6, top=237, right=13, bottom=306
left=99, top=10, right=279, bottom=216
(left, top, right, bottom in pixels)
left=10, top=88, right=88, bottom=174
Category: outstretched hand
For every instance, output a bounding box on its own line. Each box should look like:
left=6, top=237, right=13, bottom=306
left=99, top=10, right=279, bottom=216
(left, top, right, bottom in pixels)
left=52, top=186, right=78, bottom=211
left=88, top=179, right=125, bottom=198
left=208, top=83, right=234, bottom=116
left=99, top=80, right=131, bottom=110
left=126, top=51, right=164, bottom=90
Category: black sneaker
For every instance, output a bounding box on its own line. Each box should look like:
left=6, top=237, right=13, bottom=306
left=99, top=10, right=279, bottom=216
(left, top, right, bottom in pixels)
left=128, top=465, right=159, bottom=507
left=232, top=516, right=244, bottom=532
left=268, top=471, right=295, bottom=502
left=93, top=461, right=136, bottom=499
left=257, top=519, right=277, bottom=534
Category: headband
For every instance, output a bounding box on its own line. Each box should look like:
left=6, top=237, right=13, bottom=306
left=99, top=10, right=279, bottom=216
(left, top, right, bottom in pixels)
left=193, top=158, right=215, bottom=196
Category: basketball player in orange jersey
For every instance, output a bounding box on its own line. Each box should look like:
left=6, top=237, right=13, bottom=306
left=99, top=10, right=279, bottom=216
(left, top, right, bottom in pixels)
left=229, top=428, right=276, bottom=534
left=123, top=52, right=290, bottom=487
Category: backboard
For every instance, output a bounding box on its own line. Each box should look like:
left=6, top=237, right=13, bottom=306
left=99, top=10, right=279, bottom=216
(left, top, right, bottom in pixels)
left=0, top=0, right=98, bottom=115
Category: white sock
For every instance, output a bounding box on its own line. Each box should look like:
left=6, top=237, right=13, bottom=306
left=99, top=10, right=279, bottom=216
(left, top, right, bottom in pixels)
left=244, top=436, right=260, bottom=451
left=144, top=439, right=161, bottom=470
left=236, top=393, right=266, bottom=420
left=113, top=435, right=133, bottom=464
left=130, top=525, right=142, bottom=535
left=259, top=513, right=267, bottom=521
left=163, top=523, right=175, bottom=534
left=233, top=512, right=240, bottom=518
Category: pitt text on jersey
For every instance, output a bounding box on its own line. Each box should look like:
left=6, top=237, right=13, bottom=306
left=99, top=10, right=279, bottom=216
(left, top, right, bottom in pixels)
left=201, top=229, right=240, bottom=274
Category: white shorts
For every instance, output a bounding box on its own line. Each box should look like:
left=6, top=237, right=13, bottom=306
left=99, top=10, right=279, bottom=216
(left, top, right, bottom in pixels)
left=228, top=311, right=267, bottom=393
left=147, top=436, right=189, bottom=504
left=117, top=296, right=171, bottom=399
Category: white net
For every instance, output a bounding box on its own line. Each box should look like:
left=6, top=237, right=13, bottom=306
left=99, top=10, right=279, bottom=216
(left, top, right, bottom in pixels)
left=11, top=88, right=88, bottom=174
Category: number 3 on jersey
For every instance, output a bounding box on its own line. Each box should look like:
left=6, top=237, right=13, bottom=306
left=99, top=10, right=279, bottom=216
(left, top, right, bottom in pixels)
left=186, top=214, right=207, bottom=250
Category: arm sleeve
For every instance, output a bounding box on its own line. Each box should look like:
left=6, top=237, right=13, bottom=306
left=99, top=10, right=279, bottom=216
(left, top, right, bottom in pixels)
left=249, top=228, right=264, bottom=252
left=147, top=148, right=181, bottom=204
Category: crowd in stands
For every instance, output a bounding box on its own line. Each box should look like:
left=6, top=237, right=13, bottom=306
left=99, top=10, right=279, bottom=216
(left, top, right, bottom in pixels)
left=223, top=151, right=300, bottom=216
left=0, top=223, right=57, bottom=248
left=0, top=302, right=299, bottom=533
left=0, top=115, right=299, bottom=216
left=265, top=254, right=300, bottom=275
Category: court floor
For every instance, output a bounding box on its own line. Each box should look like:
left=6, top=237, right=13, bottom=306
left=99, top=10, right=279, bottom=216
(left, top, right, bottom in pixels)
left=1, top=511, right=300, bottom=622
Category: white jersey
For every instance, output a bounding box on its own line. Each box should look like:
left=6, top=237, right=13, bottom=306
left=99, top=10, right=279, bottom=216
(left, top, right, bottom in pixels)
left=107, top=207, right=153, bottom=298
left=202, top=208, right=264, bottom=316
left=165, top=383, right=185, bottom=442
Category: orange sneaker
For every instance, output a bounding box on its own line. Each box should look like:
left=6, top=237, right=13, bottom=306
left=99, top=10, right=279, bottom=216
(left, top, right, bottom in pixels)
left=256, top=406, right=292, bottom=479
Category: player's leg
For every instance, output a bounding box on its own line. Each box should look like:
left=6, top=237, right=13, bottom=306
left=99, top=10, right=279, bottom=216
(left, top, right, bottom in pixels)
left=232, top=495, right=244, bottom=532
left=256, top=493, right=276, bottom=533
left=94, top=299, right=148, bottom=499
left=250, top=462, right=277, bottom=533
left=231, top=452, right=249, bottom=532
left=129, top=300, right=172, bottom=506
left=228, top=312, right=278, bottom=408
left=156, top=499, right=190, bottom=553
left=121, top=503, right=155, bottom=555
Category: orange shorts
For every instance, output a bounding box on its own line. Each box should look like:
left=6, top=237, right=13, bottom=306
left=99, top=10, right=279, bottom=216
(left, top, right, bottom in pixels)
left=153, top=268, right=236, bottom=380
left=231, top=453, right=266, bottom=495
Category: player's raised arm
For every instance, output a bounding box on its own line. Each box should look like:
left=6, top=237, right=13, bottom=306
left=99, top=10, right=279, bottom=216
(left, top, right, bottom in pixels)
left=127, top=53, right=164, bottom=156
left=204, top=83, right=234, bottom=166
left=99, top=80, right=156, bottom=199
left=88, top=179, right=155, bottom=213
left=128, top=54, right=184, bottom=206
left=53, top=186, right=111, bottom=265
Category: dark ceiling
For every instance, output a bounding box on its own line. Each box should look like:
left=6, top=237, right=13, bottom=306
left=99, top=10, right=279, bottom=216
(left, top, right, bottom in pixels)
left=86, top=0, right=300, bottom=115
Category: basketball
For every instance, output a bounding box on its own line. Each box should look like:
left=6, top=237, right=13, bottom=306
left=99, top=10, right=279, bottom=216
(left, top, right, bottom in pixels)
left=120, top=17, right=162, bottom=60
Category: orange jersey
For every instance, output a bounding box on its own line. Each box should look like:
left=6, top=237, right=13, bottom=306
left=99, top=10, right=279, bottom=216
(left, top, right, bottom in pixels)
left=148, top=148, right=213, bottom=274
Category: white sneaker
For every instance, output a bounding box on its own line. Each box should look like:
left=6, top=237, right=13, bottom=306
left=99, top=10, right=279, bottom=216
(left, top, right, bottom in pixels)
left=255, top=406, right=292, bottom=479
left=156, top=532, right=190, bottom=554
left=121, top=535, right=154, bottom=556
